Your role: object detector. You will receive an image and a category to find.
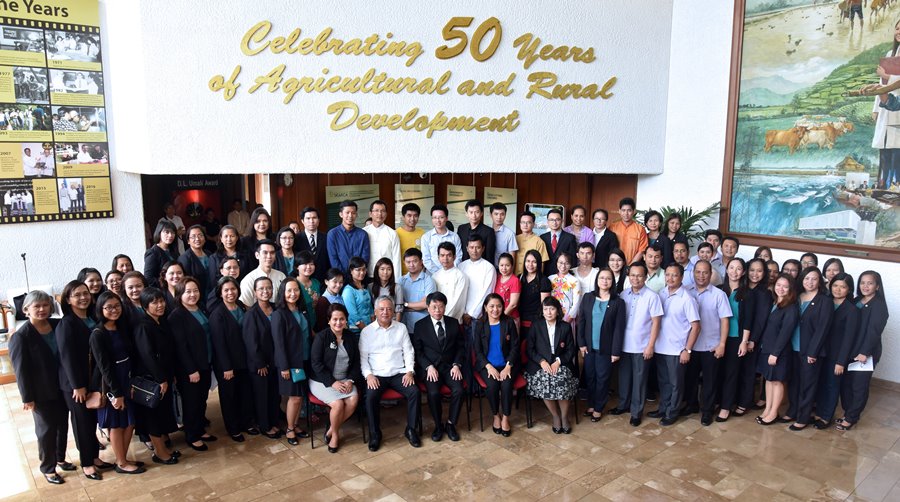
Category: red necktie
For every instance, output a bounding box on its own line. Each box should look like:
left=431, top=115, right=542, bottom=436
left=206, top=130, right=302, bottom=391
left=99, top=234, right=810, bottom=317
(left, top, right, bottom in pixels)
left=551, top=233, right=558, bottom=253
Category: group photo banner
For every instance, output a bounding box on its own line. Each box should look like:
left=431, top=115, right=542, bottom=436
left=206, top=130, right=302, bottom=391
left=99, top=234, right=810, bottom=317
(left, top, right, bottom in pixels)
left=105, top=0, right=673, bottom=175
left=0, top=0, right=112, bottom=225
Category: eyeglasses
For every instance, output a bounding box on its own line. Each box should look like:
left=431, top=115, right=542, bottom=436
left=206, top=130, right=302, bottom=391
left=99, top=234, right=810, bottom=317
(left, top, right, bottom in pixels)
left=103, top=304, right=122, bottom=312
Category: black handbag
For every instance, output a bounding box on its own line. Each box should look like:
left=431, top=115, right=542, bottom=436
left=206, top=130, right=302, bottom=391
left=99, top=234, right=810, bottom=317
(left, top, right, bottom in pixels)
left=130, top=375, right=162, bottom=408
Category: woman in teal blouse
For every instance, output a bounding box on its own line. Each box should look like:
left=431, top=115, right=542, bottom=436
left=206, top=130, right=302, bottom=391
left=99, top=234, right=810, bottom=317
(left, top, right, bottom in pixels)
left=342, top=256, right=373, bottom=333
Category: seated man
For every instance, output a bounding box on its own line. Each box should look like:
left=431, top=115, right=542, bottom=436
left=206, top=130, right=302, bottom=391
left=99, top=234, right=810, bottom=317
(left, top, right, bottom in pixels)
left=413, top=292, right=465, bottom=442
left=360, top=296, right=421, bottom=451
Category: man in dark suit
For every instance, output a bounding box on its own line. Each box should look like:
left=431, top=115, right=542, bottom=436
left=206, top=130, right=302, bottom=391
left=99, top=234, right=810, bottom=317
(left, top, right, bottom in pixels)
left=591, top=208, right=620, bottom=268
left=295, top=206, right=329, bottom=283
left=540, top=208, right=577, bottom=276
left=413, top=292, right=465, bottom=442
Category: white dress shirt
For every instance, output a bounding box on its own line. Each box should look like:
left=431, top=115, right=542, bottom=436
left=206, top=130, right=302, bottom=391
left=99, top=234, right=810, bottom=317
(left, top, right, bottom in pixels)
left=458, top=257, right=497, bottom=319
left=420, top=228, right=462, bottom=274
left=238, top=267, right=286, bottom=307
left=363, top=223, right=401, bottom=277
left=359, top=320, right=415, bottom=378
left=432, top=266, right=469, bottom=321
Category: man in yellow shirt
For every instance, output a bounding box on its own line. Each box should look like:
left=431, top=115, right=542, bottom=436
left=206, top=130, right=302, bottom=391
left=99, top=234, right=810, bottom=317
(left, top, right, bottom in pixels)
left=397, top=203, right=425, bottom=274
left=609, top=197, right=648, bottom=265
left=515, top=211, right=549, bottom=275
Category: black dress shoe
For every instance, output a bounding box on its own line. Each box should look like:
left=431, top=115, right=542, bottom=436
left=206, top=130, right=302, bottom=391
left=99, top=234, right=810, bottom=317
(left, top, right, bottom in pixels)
left=492, top=426, right=502, bottom=435
left=152, top=454, right=178, bottom=465
left=405, top=428, right=421, bottom=448
left=286, top=433, right=299, bottom=446
left=44, top=473, right=64, bottom=484
left=83, top=470, right=102, bottom=481
left=647, top=410, right=663, bottom=419
left=679, top=406, right=699, bottom=417
left=629, top=416, right=642, bottom=427
left=716, top=413, right=730, bottom=423
left=245, top=427, right=261, bottom=436
left=660, top=417, right=678, bottom=426
left=501, top=428, right=511, bottom=437
left=328, top=445, right=338, bottom=454
left=609, top=408, right=627, bottom=416
left=552, top=426, right=562, bottom=434
left=200, top=434, right=218, bottom=442
left=701, top=414, right=712, bottom=426
left=813, top=419, right=830, bottom=430
left=368, top=436, right=381, bottom=452
left=230, top=433, right=245, bottom=442
left=114, top=465, right=146, bottom=474
left=57, top=461, right=76, bottom=471
left=294, top=429, right=310, bottom=439
left=189, top=442, right=209, bottom=451
left=93, top=461, right=114, bottom=470
left=561, top=426, right=572, bottom=434
left=446, top=423, right=460, bottom=442
left=431, top=424, right=444, bottom=442
left=171, top=450, right=182, bottom=458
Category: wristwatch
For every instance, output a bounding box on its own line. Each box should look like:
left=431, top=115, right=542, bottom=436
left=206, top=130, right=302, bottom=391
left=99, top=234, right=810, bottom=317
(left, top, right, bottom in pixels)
left=403, top=302, right=409, bottom=309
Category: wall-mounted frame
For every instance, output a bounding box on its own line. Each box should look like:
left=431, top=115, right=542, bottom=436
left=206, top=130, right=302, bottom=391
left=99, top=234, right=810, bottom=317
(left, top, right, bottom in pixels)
left=721, top=0, right=899, bottom=262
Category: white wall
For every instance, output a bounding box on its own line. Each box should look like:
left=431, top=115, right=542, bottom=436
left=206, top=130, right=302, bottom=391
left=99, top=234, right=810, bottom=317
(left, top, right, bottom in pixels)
left=645, top=0, right=900, bottom=382
left=0, top=1, right=146, bottom=300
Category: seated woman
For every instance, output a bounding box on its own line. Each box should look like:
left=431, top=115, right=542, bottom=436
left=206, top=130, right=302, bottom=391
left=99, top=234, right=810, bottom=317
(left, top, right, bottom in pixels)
left=271, top=277, right=312, bottom=445
left=473, top=293, right=519, bottom=436
left=310, top=304, right=362, bottom=453
left=131, top=287, right=180, bottom=464
left=90, top=292, right=144, bottom=474
left=9, top=291, right=71, bottom=484
left=577, top=269, right=625, bottom=422
left=526, top=297, right=578, bottom=434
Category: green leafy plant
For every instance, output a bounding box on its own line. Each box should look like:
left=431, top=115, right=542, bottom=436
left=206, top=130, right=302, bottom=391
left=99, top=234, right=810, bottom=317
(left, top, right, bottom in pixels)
left=636, top=202, right=722, bottom=247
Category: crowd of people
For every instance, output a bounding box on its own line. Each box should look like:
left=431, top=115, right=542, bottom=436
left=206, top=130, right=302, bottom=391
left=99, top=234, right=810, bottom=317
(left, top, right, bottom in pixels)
left=9, top=196, right=890, bottom=485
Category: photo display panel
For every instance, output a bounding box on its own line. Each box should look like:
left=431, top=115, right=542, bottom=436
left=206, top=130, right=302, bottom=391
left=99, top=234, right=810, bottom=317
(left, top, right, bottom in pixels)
left=0, top=0, right=112, bottom=225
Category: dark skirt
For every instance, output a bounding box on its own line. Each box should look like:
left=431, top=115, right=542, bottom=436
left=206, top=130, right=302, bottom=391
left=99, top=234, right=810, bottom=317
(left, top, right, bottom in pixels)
left=757, top=350, right=791, bottom=382
left=98, top=358, right=135, bottom=428
left=277, top=368, right=305, bottom=397
left=135, top=382, right=178, bottom=437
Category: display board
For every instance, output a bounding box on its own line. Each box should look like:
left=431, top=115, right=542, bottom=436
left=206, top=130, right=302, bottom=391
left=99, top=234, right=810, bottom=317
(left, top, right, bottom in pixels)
left=324, top=183, right=379, bottom=229
left=0, top=0, right=112, bottom=225
left=394, top=183, right=434, bottom=230
left=484, top=186, right=517, bottom=231
left=446, top=184, right=475, bottom=228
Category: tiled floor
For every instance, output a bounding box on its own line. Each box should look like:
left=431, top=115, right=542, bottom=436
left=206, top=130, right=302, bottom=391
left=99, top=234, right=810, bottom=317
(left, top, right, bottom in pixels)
left=3, top=380, right=900, bottom=501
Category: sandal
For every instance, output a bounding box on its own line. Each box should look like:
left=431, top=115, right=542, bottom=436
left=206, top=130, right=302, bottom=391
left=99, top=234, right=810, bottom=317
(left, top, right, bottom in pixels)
left=591, top=413, right=602, bottom=422
left=835, top=420, right=854, bottom=431
left=733, top=407, right=747, bottom=417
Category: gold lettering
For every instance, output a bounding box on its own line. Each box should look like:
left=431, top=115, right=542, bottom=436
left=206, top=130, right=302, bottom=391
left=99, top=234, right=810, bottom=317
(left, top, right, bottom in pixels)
left=208, top=65, right=241, bottom=101
left=456, top=73, right=515, bottom=97
left=327, top=101, right=359, bottom=131
left=527, top=72, right=617, bottom=100
left=241, top=20, right=272, bottom=56
left=599, top=76, right=616, bottom=98
left=513, top=32, right=596, bottom=70
left=249, top=64, right=285, bottom=94
left=526, top=71, right=556, bottom=99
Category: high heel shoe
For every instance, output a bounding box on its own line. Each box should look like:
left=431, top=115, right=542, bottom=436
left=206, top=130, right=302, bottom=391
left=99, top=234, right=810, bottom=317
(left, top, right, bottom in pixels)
left=756, top=416, right=777, bottom=426
left=286, top=432, right=299, bottom=446
left=492, top=426, right=502, bottom=435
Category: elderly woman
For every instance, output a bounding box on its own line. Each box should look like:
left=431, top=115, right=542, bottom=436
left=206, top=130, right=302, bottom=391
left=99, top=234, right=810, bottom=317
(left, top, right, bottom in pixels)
left=9, top=291, right=72, bottom=484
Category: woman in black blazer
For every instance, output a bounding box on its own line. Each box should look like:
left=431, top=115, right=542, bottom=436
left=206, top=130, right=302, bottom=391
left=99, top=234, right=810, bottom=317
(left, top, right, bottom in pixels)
left=90, top=292, right=145, bottom=474
left=177, top=225, right=212, bottom=301
left=577, top=269, right=625, bottom=423
left=144, top=220, right=179, bottom=288
left=744, top=258, right=773, bottom=411
left=167, top=276, right=215, bottom=451
left=838, top=271, right=890, bottom=431
left=273, top=226, right=301, bottom=277
left=208, top=225, right=248, bottom=289
left=208, top=277, right=254, bottom=442
left=310, top=303, right=362, bottom=452
left=9, top=291, right=70, bottom=484
left=239, top=207, right=274, bottom=271
left=131, top=287, right=179, bottom=464
left=207, top=256, right=241, bottom=312
left=271, top=277, right=311, bottom=445
left=607, top=248, right=628, bottom=294
left=785, top=267, right=833, bottom=430
left=474, top=293, right=520, bottom=436
left=57, top=281, right=106, bottom=479
left=242, top=276, right=282, bottom=438
left=755, top=274, right=799, bottom=426
left=526, top=297, right=578, bottom=433
left=716, top=259, right=754, bottom=421
left=656, top=213, right=688, bottom=268
left=813, top=273, right=859, bottom=429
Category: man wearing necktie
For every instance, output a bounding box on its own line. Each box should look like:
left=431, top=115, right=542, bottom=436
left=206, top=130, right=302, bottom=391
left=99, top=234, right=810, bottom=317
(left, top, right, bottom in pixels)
left=413, top=292, right=465, bottom=442
left=296, top=206, right=329, bottom=283
left=541, top=208, right=577, bottom=276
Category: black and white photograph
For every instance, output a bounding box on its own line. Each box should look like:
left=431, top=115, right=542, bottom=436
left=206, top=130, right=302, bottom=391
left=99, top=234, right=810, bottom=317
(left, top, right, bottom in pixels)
left=44, top=30, right=101, bottom=63
left=57, top=177, right=85, bottom=213
left=0, top=104, right=52, bottom=131
left=21, top=142, right=54, bottom=178
left=49, top=69, right=103, bottom=95
left=55, top=142, right=109, bottom=164
left=13, top=67, right=49, bottom=103
left=0, top=26, right=45, bottom=53
left=0, top=179, right=35, bottom=216
left=51, top=105, right=106, bottom=133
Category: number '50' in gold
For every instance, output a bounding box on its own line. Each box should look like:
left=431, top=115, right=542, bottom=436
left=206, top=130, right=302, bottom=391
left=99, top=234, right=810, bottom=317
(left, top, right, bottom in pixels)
left=435, top=17, right=502, bottom=62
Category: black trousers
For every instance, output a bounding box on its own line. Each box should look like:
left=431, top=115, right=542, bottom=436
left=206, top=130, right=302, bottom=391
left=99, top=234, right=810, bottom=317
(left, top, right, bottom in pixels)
left=364, top=374, right=420, bottom=436
left=616, top=352, right=650, bottom=418
left=738, top=348, right=760, bottom=409
left=216, top=369, right=253, bottom=435
left=685, top=350, right=720, bottom=414
left=62, top=391, right=99, bottom=466
left=841, top=364, right=874, bottom=424
left=423, top=369, right=464, bottom=426
left=249, top=369, right=281, bottom=431
left=584, top=351, right=614, bottom=412
left=719, top=337, right=742, bottom=411
left=178, top=369, right=211, bottom=443
left=33, top=397, right=69, bottom=474
left=656, top=355, right=684, bottom=420
left=480, top=367, right=516, bottom=417
left=787, top=352, right=821, bottom=425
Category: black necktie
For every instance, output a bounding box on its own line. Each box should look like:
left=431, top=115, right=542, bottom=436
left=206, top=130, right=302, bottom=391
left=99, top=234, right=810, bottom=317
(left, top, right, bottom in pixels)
left=437, top=320, right=445, bottom=345
left=309, top=234, right=317, bottom=255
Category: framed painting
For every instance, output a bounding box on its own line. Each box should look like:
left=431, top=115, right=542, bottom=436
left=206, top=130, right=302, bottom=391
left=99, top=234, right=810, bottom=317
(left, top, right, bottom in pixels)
left=721, top=0, right=900, bottom=261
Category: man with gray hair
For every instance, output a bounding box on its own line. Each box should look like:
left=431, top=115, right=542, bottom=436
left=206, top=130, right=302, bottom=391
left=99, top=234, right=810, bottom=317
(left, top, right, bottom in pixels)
left=360, top=295, right=421, bottom=451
